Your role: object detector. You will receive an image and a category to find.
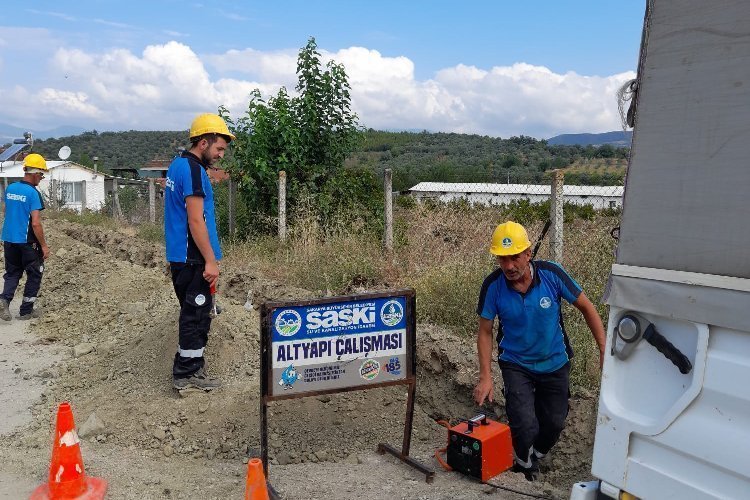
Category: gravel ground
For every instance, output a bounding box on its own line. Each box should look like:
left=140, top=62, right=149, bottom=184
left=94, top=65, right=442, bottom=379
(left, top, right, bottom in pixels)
left=0, top=220, right=599, bottom=499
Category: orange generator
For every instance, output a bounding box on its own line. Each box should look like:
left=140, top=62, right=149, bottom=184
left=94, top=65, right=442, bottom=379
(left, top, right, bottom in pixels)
left=446, top=414, right=514, bottom=482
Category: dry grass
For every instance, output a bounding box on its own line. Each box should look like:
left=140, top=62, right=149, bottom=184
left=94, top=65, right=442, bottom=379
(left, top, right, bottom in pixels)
left=226, top=205, right=618, bottom=389
left=55, top=202, right=618, bottom=389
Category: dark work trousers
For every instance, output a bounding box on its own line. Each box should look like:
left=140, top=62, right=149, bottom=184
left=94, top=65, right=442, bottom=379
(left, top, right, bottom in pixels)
left=499, top=360, right=570, bottom=465
left=2, top=242, right=44, bottom=315
left=170, top=262, right=212, bottom=379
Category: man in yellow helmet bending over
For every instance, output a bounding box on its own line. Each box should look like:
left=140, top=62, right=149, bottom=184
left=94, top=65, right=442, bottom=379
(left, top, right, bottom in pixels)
left=0, top=153, right=50, bottom=321
left=473, top=221, right=605, bottom=480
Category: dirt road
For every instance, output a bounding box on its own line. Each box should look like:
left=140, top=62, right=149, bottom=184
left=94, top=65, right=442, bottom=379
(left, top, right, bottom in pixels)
left=0, top=220, right=597, bottom=499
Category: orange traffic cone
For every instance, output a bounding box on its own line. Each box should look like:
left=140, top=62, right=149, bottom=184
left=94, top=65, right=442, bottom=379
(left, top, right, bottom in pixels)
left=244, top=458, right=270, bottom=500
left=30, top=402, right=108, bottom=500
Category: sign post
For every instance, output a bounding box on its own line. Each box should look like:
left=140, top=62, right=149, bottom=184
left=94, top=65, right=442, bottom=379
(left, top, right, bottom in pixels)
left=259, top=288, right=434, bottom=482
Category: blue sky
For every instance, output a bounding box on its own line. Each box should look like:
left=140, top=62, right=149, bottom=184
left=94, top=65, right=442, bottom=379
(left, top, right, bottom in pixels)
left=1, top=1, right=646, bottom=138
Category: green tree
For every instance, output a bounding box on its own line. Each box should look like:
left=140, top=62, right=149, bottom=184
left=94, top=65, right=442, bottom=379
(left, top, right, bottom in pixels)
left=222, top=37, right=380, bottom=234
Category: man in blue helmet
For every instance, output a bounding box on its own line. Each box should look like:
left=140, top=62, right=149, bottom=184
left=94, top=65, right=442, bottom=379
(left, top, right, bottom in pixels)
left=474, top=221, right=605, bottom=481
left=0, top=153, right=50, bottom=321
left=164, top=113, right=234, bottom=391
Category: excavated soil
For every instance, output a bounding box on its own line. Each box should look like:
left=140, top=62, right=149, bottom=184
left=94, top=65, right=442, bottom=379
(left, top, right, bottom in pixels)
left=0, top=220, right=599, bottom=499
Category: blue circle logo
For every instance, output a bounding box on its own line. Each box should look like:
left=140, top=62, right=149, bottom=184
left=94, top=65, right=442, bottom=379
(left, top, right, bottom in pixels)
left=380, top=300, right=404, bottom=327
left=502, top=237, right=512, bottom=248
left=275, top=309, right=302, bottom=337
left=540, top=297, right=552, bottom=309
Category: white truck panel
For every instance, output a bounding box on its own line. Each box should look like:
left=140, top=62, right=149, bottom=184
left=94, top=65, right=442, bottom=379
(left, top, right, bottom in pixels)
left=585, top=1, right=750, bottom=498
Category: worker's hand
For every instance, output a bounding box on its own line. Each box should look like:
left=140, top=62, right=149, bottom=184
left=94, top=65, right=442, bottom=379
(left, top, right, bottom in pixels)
left=41, top=244, right=50, bottom=260
left=203, top=260, right=219, bottom=288
left=473, top=377, right=494, bottom=406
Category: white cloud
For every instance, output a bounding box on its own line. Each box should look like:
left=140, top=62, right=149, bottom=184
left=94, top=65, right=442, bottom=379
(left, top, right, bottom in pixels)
left=37, top=89, right=102, bottom=118
left=424, top=63, right=636, bottom=138
left=93, top=18, right=136, bottom=30
left=25, top=9, right=76, bottom=22
left=205, top=48, right=298, bottom=87
left=219, top=11, right=250, bottom=22
left=0, top=37, right=635, bottom=138
left=163, top=30, right=189, bottom=38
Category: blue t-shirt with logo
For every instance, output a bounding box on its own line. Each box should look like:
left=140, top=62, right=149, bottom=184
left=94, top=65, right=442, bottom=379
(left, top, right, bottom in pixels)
left=477, top=261, right=582, bottom=373
left=164, top=151, right=222, bottom=264
left=1, top=181, right=45, bottom=244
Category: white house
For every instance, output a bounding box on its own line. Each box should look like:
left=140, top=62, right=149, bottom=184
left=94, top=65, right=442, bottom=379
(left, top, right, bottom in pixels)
left=407, top=182, right=624, bottom=209
left=0, top=160, right=108, bottom=212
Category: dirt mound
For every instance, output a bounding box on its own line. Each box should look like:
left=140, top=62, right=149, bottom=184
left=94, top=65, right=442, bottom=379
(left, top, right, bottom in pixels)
left=0, top=221, right=598, bottom=499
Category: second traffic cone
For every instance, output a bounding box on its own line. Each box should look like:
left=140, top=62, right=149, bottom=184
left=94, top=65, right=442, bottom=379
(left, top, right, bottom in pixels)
left=244, top=458, right=270, bottom=500
left=30, top=402, right=108, bottom=500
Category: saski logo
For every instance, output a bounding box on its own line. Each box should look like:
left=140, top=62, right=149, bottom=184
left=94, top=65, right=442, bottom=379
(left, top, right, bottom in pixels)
left=306, top=305, right=375, bottom=330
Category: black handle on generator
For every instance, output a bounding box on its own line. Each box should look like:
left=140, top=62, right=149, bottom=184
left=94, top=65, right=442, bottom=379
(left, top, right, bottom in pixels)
left=464, top=414, right=488, bottom=433
left=643, top=324, right=693, bottom=374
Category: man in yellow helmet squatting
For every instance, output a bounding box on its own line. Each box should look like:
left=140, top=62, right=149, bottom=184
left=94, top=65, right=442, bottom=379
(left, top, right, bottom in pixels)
left=164, top=113, right=234, bottom=391
left=0, top=153, right=50, bottom=321
left=473, top=221, right=605, bottom=481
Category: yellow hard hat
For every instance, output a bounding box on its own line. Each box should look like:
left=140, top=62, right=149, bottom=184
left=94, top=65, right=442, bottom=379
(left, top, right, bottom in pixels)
left=490, top=221, right=531, bottom=256
left=189, top=113, right=235, bottom=141
left=23, top=153, right=48, bottom=172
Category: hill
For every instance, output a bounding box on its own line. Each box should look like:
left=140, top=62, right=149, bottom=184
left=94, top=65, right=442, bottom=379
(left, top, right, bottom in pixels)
left=31, top=130, right=187, bottom=172
left=0, top=122, right=86, bottom=144
left=547, top=131, right=632, bottom=147
left=350, top=130, right=628, bottom=189
left=27, top=129, right=628, bottom=187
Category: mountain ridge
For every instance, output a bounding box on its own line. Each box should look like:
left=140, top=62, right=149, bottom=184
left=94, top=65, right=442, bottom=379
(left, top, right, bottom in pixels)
left=547, top=130, right=632, bottom=147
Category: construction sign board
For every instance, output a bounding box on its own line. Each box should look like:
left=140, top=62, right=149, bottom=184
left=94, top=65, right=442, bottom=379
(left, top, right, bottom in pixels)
left=269, top=295, right=408, bottom=396
left=259, top=289, right=433, bottom=482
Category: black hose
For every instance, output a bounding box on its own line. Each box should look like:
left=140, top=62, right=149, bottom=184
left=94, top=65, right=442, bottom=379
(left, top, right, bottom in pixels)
left=531, top=220, right=552, bottom=259
left=483, top=480, right=553, bottom=499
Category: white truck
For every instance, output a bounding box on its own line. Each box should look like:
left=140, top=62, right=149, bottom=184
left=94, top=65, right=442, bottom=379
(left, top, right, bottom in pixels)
left=573, top=1, right=750, bottom=499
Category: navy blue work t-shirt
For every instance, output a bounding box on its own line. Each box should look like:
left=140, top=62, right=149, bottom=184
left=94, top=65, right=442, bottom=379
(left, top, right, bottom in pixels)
left=164, top=151, right=222, bottom=264
left=1, top=181, right=45, bottom=244
left=477, top=261, right=582, bottom=373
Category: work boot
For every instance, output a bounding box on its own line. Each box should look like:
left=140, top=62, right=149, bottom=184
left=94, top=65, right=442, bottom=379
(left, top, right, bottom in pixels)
left=511, top=460, right=540, bottom=482
left=18, top=308, right=42, bottom=321
left=0, top=299, right=11, bottom=321
left=173, top=368, right=221, bottom=391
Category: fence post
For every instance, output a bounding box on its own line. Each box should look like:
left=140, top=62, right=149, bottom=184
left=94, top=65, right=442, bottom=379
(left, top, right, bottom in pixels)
left=228, top=178, right=236, bottom=237
left=112, top=178, right=121, bottom=218
left=148, top=178, right=156, bottom=223
left=278, top=171, right=287, bottom=243
left=550, top=170, right=564, bottom=262
left=384, top=169, right=393, bottom=251
left=50, top=179, right=59, bottom=210
left=80, top=180, right=87, bottom=214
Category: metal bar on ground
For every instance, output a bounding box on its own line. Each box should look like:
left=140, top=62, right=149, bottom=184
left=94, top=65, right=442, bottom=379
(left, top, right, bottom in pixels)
left=377, top=443, right=435, bottom=483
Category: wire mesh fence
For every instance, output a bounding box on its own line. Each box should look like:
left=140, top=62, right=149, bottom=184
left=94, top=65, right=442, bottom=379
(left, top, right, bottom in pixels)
left=103, top=178, right=164, bottom=225
left=52, top=172, right=622, bottom=267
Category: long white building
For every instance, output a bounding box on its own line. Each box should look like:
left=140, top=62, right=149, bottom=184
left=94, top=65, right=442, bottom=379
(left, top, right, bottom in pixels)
left=407, top=182, right=624, bottom=209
